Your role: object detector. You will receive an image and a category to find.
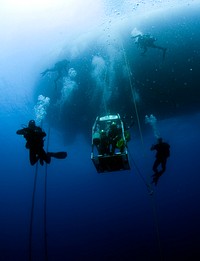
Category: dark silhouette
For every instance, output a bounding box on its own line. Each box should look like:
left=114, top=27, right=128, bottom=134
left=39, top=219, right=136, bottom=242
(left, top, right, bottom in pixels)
left=132, top=34, right=167, bottom=60
left=41, top=59, right=70, bottom=88
left=16, top=120, right=67, bottom=166
left=151, top=137, right=170, bottom=185
left=98, top=130, right=110, bottom=155
left=108, top=122, right=122, bottom=154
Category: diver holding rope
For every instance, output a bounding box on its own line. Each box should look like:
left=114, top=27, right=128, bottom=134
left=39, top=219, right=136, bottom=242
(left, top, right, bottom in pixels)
left=17, top=120, right=67, bottom=166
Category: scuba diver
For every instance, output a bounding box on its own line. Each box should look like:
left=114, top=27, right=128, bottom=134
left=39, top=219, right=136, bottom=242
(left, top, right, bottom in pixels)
left=108, top=122, right=122, bottom=154
left=132, top=34, right=167, bottom=60
left=16, top=120, right=67, bottom=166
left=41, top=59, right=70, bottom=89
left=151, top=137, right=170, bottom=185
left=97, top=130, right=110, bottom=156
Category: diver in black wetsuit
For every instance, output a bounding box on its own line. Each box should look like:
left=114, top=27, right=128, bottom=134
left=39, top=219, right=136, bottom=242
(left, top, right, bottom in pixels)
left=151, top=137, right=170, bottom=185
left=16, top=120, right=67, bottom=166
left=107, top=122, right=122, bottom=155
left=132, top=34, right=167, bottom=60
left=41, top=59, right=70, bottom=88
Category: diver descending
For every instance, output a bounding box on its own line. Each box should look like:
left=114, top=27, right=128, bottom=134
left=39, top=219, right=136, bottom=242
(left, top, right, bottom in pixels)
left=151, top=137, right=170, bottom=185
left=132, top=34, right=167, bottom=60
left=16, top=120, right=67, bottom=166
left=41, top=59, right=70, bottom=89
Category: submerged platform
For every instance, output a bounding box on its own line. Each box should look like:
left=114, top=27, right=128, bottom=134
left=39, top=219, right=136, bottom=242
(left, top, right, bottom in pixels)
left=91, top=152, right=130, bottom=173
left=91, top=114, right=131, bottom=173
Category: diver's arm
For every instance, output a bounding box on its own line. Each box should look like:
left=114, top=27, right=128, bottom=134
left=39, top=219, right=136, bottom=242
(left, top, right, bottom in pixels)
left=34, top=127, right=46, bottom=138
left=41, top=69, right=49, bottom=76
left=16, top=128, right=28, bottom=135
left=131, top=34, right=141, bottom=39
left=41, top=68, right=55, bottom=76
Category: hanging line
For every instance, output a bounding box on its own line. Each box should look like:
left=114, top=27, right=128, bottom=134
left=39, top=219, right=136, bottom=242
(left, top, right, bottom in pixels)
left=128, top=147, right=164, bottom=260
left=120, top=41, right=146, bottom=152
left=102, top=66, right=109, bottom=116
left=44, top=164, right=48, bottom=261
left=150, top=194, right=164, bottom=261
left=120, top=40, right=163, bottom=260
left=121, top=40, right=154, bottom=188
left=128, top=148, right=153, bottom=195
left=44, top=126, right=51, bottom=261
left=29, top=162, right=39, bottom=261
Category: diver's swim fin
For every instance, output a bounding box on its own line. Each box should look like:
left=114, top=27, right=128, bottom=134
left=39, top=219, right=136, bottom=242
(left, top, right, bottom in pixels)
left=48, top=152, right=67, bottom=159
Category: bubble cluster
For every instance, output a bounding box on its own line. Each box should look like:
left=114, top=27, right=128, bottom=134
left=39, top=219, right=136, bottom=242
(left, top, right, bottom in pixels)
left=145, top=114, right=160, bottom=138
left=34, top=95, right=50, bottom=125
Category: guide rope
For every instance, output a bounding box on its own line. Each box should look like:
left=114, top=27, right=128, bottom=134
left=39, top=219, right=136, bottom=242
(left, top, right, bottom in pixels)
left=128, top=148, right=153, bottom=195
left=29, top=163, right=39, bottom=261
left=121, top=42, right=144, bottom=149
left=102, top=67, right=109, bottom=115
left=121, top=40, right=163, bottom=260
left=44, top=126, right=51, bottom=261
left=29, top=123, right=50, bottom=261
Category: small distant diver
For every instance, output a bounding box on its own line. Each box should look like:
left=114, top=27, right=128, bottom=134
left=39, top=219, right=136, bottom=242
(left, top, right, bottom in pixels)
left=41, top=59, right=70, bottom=89
left=132, top=34, right=167, bottom=60
left=151, top=137, right=170, bottom=185
left=16, top=120, right=67, bottom=166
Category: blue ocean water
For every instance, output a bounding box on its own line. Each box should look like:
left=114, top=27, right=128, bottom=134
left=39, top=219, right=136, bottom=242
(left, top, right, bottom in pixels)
left=0, top=1, right=200, bottom=261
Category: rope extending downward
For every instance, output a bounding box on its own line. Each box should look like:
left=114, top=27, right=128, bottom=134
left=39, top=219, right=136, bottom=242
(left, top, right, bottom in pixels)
left=29, top=124, right=50, bottom=261
left=120, top=40, right=163, bottom=260
left=44, top=163, right=48, bottom=261
left=102, top=67, right=109, bottom=115
left=128, top=148, right=153, bottom=195
left=128, top=149, right=164, bottom=260
left=29, top=163, right=39, bottom=261
left=150, top=195, right=164, bottom=261
left=121, top=42, right=144, bottom=150
left=44, top=126, right=51, bottom=261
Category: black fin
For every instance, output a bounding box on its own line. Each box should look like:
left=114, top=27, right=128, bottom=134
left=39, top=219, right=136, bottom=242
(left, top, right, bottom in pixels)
left=48, top=152, right=67, bottom=159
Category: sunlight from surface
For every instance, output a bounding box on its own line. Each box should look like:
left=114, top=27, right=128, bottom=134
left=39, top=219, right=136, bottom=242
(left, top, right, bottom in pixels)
left=0, top=0, right=104, bottom=95
left=1, top=0, right=104, bottom=17
left=0, top=0, right=199, bottom=110
left=2, top=0, right=89, bottom=12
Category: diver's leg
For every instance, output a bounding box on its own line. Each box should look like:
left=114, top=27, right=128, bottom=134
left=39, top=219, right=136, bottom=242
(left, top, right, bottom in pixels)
left=161, top=158, right=167, bottom=173
left=40, top=149, right=51, bottom=164
left=152, top=171, right=162, bottom=185
left=152, top=44, right=164, bottom=50
left=41, top=69, right=49, bottom=77
left=141, top=47, right=147, bottom=55
left=111, top=141, right=116, bottom=154
left=153, top=159, right=160, bottom=173
left=29, top=150, right=39, bottom=165
left=153, top=45, right=167, bottom=59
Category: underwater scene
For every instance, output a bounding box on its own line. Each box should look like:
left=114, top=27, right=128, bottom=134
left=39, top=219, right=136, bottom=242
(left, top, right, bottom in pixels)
left=0, top=0, right=200, bottom=260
